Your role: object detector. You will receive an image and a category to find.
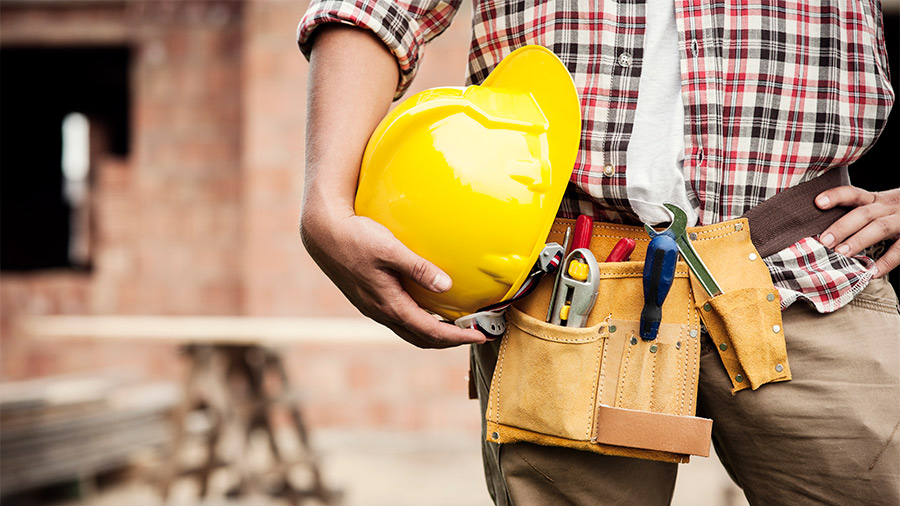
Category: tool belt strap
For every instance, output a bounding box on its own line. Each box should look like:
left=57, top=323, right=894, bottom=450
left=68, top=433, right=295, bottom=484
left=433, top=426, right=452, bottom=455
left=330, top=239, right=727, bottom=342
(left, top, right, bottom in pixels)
left=741, top=166, right=849, bottom=258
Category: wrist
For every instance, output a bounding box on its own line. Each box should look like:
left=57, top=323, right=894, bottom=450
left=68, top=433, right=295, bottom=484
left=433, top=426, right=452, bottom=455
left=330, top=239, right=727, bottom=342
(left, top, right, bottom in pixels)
left=300, top=187, right=354, bottom=240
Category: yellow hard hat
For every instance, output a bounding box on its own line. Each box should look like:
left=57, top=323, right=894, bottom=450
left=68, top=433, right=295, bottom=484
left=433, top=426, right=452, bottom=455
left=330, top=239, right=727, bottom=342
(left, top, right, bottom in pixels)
left=356, top=45, right=581, bottom=320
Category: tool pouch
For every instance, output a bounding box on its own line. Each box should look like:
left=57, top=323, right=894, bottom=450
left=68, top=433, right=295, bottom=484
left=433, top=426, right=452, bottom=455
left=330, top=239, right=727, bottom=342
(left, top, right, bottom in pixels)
left=484, top=219, right=790, bottom=463
left=688, top=220, right=791, bottom=393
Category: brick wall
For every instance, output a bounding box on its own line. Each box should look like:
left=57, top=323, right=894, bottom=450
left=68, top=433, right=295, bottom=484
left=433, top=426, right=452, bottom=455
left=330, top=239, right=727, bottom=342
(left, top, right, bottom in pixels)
left=1, top=0, right=478, bottom=433
left=129, top=0, right=244, bottom=316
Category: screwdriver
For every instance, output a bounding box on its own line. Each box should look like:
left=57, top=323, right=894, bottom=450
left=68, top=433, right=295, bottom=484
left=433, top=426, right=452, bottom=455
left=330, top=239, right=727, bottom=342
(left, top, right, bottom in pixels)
left=572, top=214, right=593, bottom=251
left=640, top=233, right=678, bottom=341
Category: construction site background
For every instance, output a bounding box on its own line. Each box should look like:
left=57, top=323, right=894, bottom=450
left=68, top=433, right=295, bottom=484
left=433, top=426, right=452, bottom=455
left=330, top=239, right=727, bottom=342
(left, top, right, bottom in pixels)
left=1, top=1, right=895, bottom=505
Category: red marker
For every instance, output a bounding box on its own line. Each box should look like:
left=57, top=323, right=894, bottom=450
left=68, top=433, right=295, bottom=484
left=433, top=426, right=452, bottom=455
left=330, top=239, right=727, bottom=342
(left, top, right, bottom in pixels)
left=605, top=237, right=636, bottom=262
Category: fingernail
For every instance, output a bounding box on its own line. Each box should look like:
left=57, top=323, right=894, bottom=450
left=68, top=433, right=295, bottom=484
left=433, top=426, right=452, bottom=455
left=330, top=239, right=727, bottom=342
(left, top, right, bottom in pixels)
left=816, top=195, right=830, bottom=208
left=821, top=233, right=834, bottom=248
left=432, top=274, right=451, bottom=292
left=836, top=244, right=850, bottom=255
left=871, top=266, right=880, bottom=278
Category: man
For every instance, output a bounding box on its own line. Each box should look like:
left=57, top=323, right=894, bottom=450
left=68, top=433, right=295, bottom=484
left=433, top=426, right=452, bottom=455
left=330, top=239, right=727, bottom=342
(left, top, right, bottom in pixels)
left=297, top=1, right=900, bottom=504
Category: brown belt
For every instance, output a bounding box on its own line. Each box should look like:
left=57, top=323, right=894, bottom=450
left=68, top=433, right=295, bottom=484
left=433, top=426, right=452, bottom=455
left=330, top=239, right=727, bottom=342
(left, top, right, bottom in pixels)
left=741, top=166, right=849, bottom=257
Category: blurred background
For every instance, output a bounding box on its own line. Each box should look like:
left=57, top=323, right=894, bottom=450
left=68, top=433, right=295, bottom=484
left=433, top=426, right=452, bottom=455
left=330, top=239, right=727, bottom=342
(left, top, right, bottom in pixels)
left=0, top=1, right=896, bottom=505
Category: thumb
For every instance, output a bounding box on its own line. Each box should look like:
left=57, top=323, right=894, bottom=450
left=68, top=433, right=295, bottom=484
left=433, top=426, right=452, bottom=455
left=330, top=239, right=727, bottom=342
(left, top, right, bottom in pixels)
left=391, top=243, right=452, bottom=293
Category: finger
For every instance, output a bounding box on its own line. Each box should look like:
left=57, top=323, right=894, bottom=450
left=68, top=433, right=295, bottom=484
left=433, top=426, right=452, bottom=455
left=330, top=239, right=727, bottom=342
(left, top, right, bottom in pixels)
left=818, top=202, right=888, bottom=250
left=388, top=298, right=487, bottom=349
left=384, top=317, right=486, bottom=349
left=832, top=214, right=900, bottom=257
left=358, top=280, right=486, bottom=349
left=380, top=240, right=453, bottom=293
left=816, top=185, right=876, bottom=210
left=388, top=321, right=487, bottom=349
left=822, top=203, right=898, bottom=253
left=872, top=241, right=900, bottom=279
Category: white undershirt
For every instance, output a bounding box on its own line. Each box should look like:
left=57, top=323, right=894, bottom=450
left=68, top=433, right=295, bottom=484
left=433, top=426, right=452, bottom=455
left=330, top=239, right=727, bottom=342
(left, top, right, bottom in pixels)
left=626, top=0, right=699, bottom=227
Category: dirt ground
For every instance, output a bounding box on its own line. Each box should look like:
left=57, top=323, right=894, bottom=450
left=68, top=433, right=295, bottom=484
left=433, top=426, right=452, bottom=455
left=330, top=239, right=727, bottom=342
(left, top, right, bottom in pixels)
left=35, top=429, right=749, bottom=506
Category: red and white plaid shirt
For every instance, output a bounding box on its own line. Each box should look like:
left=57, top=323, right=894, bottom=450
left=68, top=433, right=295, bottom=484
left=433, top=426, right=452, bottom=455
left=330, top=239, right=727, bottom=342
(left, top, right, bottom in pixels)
left=298, top=0, right=895, bottom=313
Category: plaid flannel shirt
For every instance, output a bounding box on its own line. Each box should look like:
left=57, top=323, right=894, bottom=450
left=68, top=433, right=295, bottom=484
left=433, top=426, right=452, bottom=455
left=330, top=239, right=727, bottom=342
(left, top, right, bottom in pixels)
left=298, top=0, right=895, bottom=313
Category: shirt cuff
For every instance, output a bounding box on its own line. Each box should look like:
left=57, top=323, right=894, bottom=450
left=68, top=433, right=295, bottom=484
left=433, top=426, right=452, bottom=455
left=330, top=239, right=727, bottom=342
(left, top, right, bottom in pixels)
left=297, top=0, right=425, bottom=99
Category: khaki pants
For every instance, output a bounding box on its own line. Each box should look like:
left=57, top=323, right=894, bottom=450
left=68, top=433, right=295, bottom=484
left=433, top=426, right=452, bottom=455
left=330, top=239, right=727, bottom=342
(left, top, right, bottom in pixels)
left=472, top=278, right=900, bottom=506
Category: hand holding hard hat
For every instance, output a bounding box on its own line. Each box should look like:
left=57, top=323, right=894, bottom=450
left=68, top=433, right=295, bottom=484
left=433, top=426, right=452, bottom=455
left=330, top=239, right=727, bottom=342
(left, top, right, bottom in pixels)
left=356, top=45, right=582, bottom=324
left=302, top=25, right=486, bottom=349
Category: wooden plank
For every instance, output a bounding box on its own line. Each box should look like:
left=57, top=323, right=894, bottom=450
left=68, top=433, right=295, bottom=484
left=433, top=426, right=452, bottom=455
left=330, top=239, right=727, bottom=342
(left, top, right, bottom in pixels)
left=15, top=315, right=403, bottom=345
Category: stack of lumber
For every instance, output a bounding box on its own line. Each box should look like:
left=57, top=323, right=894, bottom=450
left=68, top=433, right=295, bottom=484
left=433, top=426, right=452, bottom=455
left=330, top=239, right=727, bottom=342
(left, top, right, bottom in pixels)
left=0, top=374, right=179, bottom=496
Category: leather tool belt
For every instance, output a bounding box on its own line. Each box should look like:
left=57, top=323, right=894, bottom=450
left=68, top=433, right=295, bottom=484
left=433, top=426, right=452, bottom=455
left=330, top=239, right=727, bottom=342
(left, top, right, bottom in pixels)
left=483, top=166, right=850, bottom=464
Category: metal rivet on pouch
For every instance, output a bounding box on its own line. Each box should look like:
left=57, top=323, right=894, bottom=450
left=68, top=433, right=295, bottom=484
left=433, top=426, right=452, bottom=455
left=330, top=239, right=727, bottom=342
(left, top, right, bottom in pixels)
left=630, top=337, right=638, bottom=345
left=775, top=364, right=784, bottom=373
left=773, top=325, right=781, bottom=333
left=650, top=345, right=658, bottom=353
left=703, top=303, right=712, bottom=312
left=609, top=325, right=617, bottom=333
left=767, top=293, right=776, bottom=302
left=719, top=343, right=728, bottom=351
left=492, top=432, right=499, bottom=440
left=749, top=253, right=758, bottom=261
left=689, top=329, right=698, bottom=338
left=689, top=232, right=698, bottom=241
left=735, top=374, right=744, bottom=383
left=735, top=223, right=743, bottom=232
left=676, top=341, right=682, bottom=349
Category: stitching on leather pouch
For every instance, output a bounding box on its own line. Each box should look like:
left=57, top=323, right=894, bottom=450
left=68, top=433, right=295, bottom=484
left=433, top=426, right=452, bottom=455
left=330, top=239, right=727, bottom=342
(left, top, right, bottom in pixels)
left=678, top=325, right=687, bottom=416
left=511, top=309, right=602, bottom=344
left=587, top=341, right=603, bottom=439
left=529, top=329, right=601, bottom=344
left=490, top=332, right=511, bottom=424
left=549, top=226, right=651, bottom=243
left=597, top=321, right=610, bottom=404
left=649, top=342, right=658, bottom=412
left=689, top=332, right=697, bottom=413
left=592, top=268, right=690, bottom=279
left=594, top=234, right=649, bottom=242
left=685, top=285, right=699, bottom=416
left=551, top=219, right=748, bottom=243
left=617, top=333, right=634, bottom=407
left=551, top=219, right=651, bottom=236
left=693, top=224, right=742, bottom=240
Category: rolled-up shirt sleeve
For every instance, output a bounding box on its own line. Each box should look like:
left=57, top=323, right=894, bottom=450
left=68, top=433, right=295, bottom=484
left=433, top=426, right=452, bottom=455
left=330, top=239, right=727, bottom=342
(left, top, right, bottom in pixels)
left=298, top=0, right=462, bottom=99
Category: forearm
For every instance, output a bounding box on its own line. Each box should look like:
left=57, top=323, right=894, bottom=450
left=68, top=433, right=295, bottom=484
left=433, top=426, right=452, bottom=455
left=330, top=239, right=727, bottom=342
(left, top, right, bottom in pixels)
left=303, top=24, right=399, bottom=223
left=299, top=24, right=486, bottom=347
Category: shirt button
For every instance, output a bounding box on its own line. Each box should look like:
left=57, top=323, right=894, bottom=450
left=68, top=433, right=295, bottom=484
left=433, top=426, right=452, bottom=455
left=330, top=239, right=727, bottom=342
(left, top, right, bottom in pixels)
left=691, top=40, right=699, bottom=56
left=617, top=52, right=632, bottom=67
left=603, top=163, right=615, bottom=176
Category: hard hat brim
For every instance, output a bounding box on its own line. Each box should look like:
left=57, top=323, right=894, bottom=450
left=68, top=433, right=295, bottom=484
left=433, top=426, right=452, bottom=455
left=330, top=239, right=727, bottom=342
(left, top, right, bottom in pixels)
left=481, top=45, right=582, bottom=304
